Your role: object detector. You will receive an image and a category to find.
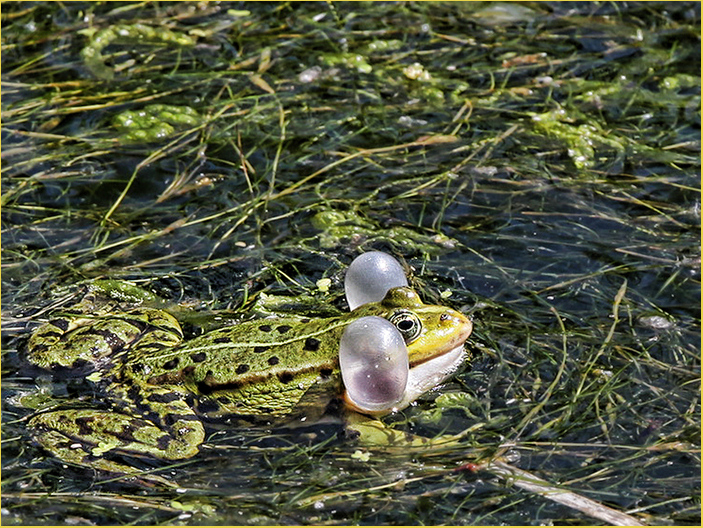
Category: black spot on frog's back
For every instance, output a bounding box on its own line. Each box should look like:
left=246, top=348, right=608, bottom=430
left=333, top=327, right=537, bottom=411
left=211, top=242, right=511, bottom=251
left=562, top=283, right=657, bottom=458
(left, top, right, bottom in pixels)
left=304, top=337, right=320, bottom=351
left=277, top=371, right=294, bottom=384
left=162, top=358, right=179, bottom=370
left=190, top=352, right=207, bottom=363
left=75, top=415, right=97, bottom=435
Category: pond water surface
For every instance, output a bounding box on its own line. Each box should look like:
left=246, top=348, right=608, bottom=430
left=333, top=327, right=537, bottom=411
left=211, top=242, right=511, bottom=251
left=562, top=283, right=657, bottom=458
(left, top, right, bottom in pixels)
left=1, top=2, right=700, bottom=525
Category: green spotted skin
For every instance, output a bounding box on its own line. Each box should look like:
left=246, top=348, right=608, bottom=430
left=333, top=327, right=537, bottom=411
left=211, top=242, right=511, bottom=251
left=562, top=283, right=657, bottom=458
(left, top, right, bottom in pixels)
left=142, top=315, right=348, bottom=418
left=25, top=286, right=471, bottom=480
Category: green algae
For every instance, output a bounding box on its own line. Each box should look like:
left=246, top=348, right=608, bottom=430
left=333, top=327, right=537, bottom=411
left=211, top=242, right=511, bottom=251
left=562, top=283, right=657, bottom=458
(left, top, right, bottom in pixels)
left=311, top=209, right=456, bottom=254
left=529, top=106, right=626, bottom=170
left=112, top=104, right=202, bottom=142
left=80, top=23, right=196, bottom=80
left=321, top=52, right=373, bottom=74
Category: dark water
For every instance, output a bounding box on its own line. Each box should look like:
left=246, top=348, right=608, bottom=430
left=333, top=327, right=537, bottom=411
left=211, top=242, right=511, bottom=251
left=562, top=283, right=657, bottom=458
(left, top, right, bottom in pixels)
left=1, top=2, right=700, bottom=525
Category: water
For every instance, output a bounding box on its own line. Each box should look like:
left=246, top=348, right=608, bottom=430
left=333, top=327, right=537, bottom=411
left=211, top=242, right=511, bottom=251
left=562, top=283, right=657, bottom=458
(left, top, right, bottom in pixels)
left=2, top=2, right=700, bottom=525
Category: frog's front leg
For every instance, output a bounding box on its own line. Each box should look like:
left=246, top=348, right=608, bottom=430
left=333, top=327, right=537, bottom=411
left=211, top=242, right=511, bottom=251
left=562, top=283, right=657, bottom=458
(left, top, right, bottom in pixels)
left=28, top=384, right=205, bottom=480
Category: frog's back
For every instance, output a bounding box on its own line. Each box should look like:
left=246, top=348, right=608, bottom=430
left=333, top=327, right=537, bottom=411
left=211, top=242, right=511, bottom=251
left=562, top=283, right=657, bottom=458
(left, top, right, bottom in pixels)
left=134, top=316, right=348, bottom=418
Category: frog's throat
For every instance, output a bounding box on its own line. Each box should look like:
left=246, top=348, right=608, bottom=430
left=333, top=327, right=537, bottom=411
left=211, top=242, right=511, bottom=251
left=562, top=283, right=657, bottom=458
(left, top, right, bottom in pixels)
left=401, top=344, right=467, bottom=410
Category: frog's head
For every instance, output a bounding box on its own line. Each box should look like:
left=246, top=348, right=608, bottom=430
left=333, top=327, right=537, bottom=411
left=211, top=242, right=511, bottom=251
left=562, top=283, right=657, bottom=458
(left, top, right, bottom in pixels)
left=342, top=286, right=472, bottom=415
left=376, top=287, right=472, bottom=367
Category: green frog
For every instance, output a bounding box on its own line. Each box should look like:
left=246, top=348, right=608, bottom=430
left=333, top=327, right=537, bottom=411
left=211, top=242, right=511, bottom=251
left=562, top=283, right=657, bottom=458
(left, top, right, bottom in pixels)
left=25, top=279, right=472, bottom=482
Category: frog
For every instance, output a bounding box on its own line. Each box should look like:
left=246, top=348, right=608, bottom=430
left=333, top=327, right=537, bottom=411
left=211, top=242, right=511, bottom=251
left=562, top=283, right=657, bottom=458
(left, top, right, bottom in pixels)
left=24, top=271, right=472, bottom=483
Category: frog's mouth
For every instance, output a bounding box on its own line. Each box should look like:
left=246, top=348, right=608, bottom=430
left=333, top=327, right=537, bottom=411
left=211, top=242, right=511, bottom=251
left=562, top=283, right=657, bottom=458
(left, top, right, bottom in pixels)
left=404, top=307, right=472, bottom=366
left=408, top=313, right=472, bottom=367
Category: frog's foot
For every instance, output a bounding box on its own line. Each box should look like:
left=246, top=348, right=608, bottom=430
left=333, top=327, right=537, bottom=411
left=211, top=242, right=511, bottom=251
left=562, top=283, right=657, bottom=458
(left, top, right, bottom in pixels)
left=28, top=408, right=204, bottom=483
left=346, top=413, right=469, bottom=449
left=30, top=428, right=178, bottom=487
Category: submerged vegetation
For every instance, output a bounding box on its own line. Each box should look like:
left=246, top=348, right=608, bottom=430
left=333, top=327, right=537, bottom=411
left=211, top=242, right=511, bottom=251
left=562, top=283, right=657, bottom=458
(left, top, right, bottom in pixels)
left=1, top=1, right=700, bottom=525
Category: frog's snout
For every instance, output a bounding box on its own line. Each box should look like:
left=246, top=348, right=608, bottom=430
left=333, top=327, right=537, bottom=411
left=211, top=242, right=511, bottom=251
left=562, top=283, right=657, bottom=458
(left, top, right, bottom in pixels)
left=440, top=308, right=473, bottom=346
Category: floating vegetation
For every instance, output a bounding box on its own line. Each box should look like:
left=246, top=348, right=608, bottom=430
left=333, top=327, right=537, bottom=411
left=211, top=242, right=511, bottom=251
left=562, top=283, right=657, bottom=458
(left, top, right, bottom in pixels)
left=80, top=23, right=197, bottom=80
left=530, top=106, right=626, bottom=170
left=112, top=104, right=202, bottom=142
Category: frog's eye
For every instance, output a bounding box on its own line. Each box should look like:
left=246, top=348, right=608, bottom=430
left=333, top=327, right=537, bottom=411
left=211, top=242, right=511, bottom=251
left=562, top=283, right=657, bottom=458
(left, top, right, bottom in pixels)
left=388, top=310, right=422, bottom=343
left=345, top=251, right=408, bottom=310
left=340, top=316, right=409, bottom=413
